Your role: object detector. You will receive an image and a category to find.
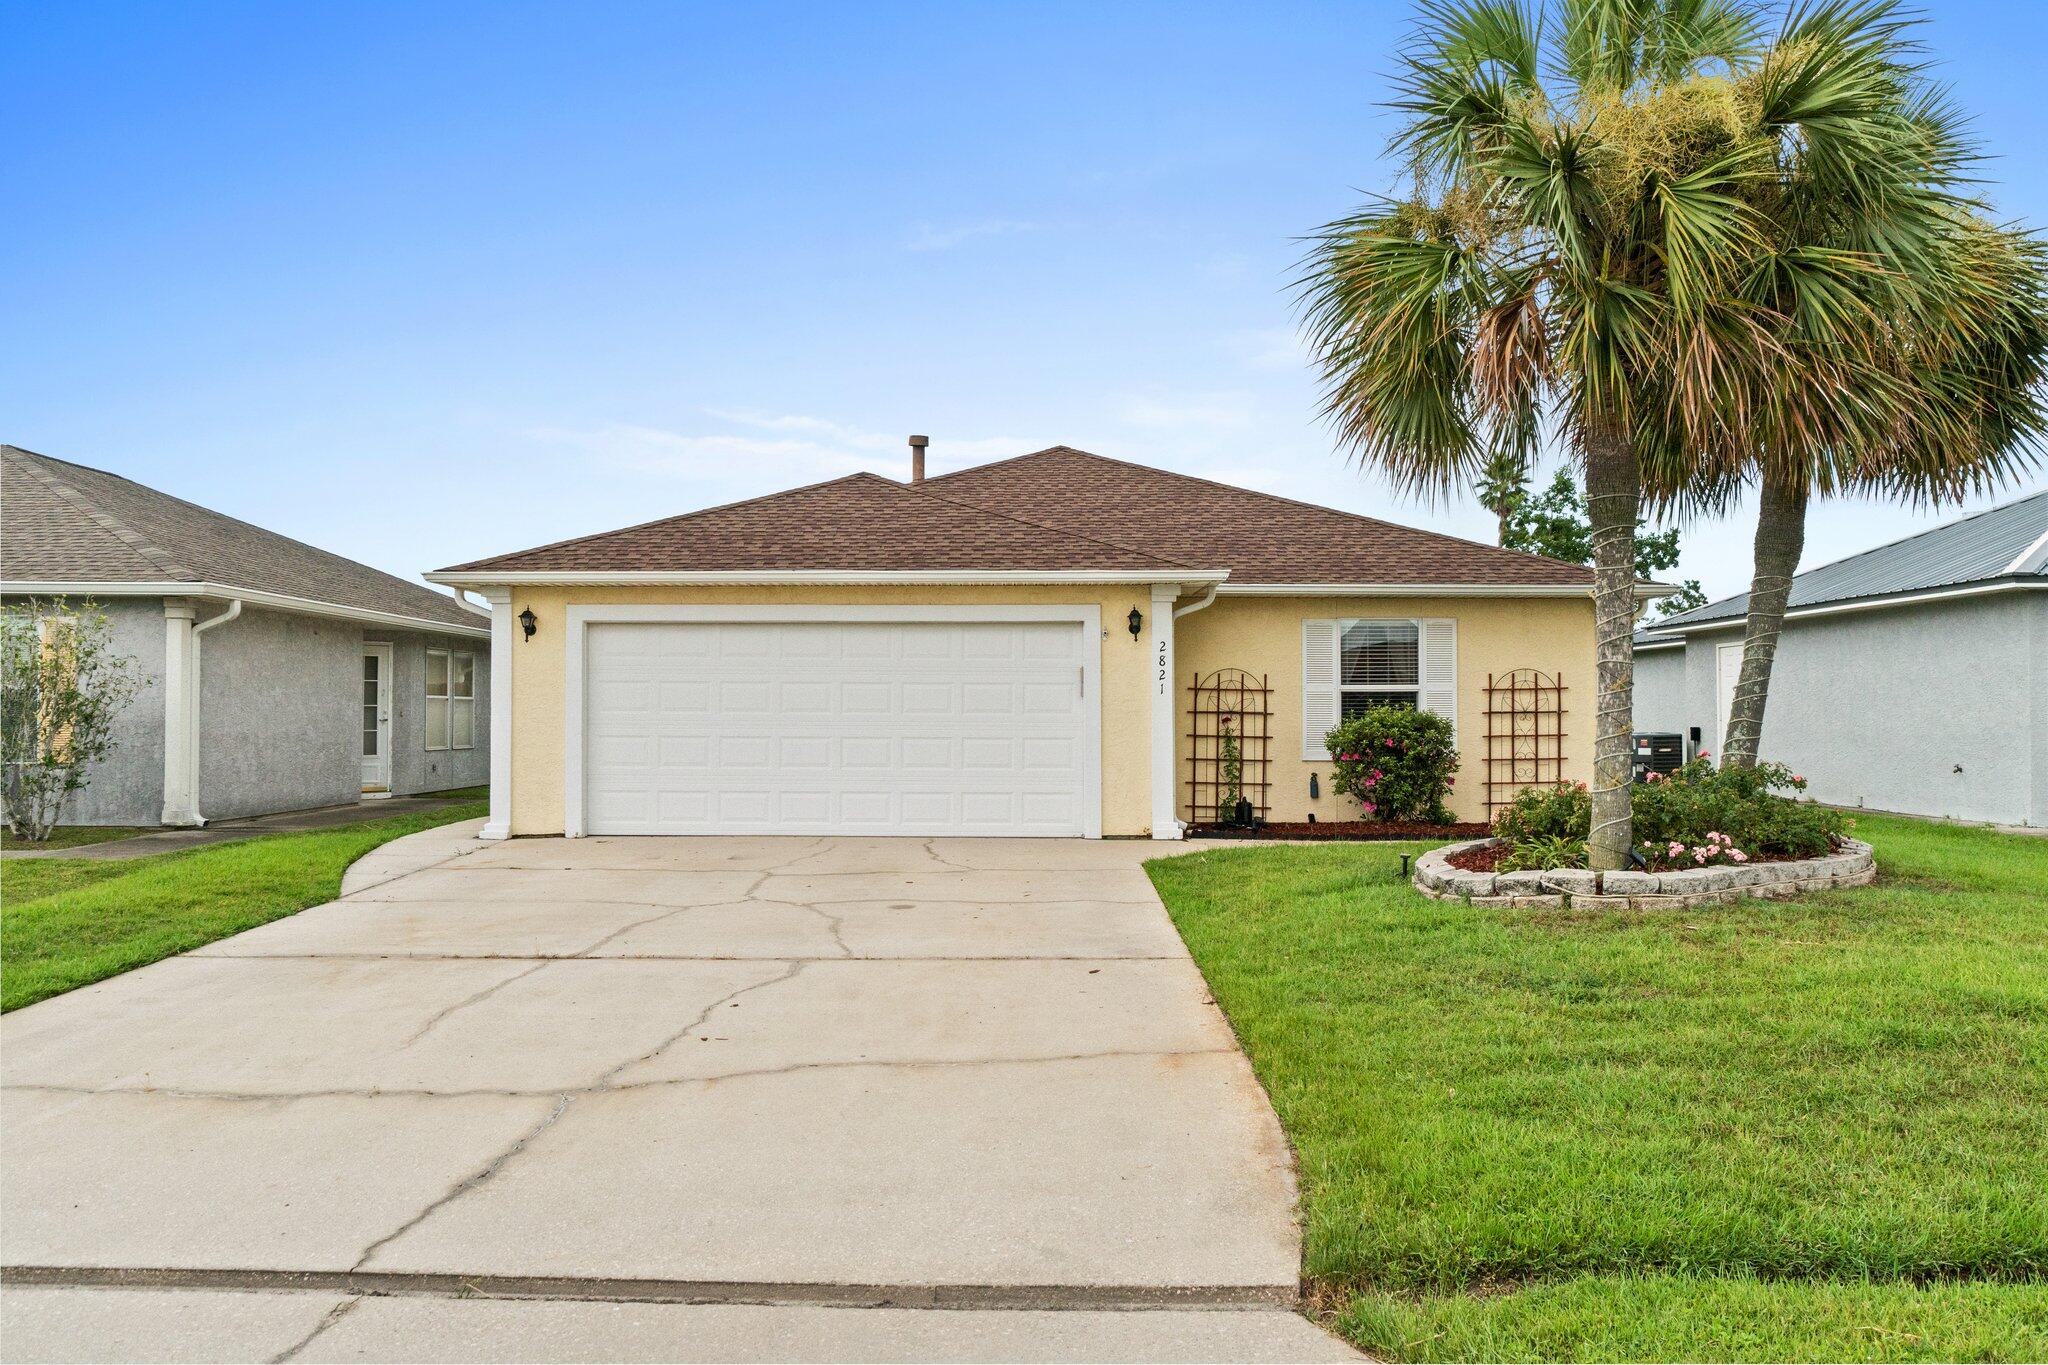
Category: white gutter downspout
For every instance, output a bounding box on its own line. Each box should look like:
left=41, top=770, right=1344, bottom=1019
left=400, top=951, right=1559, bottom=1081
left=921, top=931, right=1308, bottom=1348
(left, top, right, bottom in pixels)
left=162, top=599, right=241, bottom=827
left=1173, top=582, right=1221, bottom=619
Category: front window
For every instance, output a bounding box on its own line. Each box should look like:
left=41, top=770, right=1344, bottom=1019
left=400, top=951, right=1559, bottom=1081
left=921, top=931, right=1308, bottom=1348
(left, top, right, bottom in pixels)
left=1339, top=620, right=1419, bottom=717
left=426, top=649, right=476, bottom=750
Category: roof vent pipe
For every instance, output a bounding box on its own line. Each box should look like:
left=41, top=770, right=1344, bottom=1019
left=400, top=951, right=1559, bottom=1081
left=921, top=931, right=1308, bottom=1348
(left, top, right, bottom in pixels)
left=908, top=434, right=928, bottom=484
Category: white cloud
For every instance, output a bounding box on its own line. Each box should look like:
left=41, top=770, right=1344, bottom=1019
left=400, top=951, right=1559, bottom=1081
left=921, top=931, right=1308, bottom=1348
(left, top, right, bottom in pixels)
left=1118, top=390, right=1258, bottom=430
left=1221, top=326, right=1310, bottom=373
left=521, top=417, right=1032, bottom=488
left=904, top=219, right=1040, bottom=252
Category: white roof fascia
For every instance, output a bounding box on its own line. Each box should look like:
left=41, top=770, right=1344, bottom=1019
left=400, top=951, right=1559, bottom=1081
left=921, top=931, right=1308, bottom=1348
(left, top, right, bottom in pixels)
left=0, top=580, right=491, bottom=638
left=1215, top=581, right=1606, bottom=598
left=425, top=568, right=1230, bottom=588
left=1651, top=578, right=2043, bottom=634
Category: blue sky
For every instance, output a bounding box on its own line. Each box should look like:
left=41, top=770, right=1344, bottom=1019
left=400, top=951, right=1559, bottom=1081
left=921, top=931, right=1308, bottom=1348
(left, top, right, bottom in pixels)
left=9, top=0, right=2046, bottom=602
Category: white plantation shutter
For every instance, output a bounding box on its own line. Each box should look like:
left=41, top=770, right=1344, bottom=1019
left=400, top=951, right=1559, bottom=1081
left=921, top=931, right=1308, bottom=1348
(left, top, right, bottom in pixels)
left=1419, top=618, right=1458, bottom=737
left=1302, top=619, right=1340, bottom=758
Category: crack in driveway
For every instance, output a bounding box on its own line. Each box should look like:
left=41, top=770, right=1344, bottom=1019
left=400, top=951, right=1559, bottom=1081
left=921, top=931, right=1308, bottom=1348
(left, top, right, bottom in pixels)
left=346, top=961, right=809, bottom=1272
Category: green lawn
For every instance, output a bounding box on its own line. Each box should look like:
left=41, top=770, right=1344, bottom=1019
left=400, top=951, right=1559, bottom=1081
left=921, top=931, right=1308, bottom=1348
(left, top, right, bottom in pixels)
left=1, top=799, right=486, bottom=1011
left=0, top=824, right=148, bottom=852
left=1146, top=814, right=2048, bottom=1362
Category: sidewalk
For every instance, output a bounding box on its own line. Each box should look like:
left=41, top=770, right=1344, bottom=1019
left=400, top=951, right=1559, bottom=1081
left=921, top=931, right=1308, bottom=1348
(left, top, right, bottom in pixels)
left=1, top=794, right=481, bottom=862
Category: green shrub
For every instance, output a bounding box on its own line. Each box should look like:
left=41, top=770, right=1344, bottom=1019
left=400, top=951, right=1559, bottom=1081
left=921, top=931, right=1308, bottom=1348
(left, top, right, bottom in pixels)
left=1492, top=781, right=1591, bottom=844
left=1632, top=758, right=1845, bottom=867
left=1490, top=761, right=1847, bottom=871
left=1496, top=834, right=1588, bottom=871
left=1325, top=707, right=1459, bottom=822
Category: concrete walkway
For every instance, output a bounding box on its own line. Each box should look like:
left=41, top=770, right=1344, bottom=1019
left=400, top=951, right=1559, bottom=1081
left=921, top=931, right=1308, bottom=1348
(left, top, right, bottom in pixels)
left=0, top=825, right=1353, bottom=1362
left=0, top=794, right=481, bottom=862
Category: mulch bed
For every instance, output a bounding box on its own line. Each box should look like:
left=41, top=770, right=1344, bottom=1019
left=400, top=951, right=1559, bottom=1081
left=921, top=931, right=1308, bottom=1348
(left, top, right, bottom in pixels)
left=1189, top=820, right=1492, bottom=842
left=1446, top=840, right=1509, bottom=871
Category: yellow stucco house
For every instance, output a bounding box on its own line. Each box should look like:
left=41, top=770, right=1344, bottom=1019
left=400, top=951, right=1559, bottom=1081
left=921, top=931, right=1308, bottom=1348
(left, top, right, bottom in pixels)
left=429, top=446, right=1605, bottom=841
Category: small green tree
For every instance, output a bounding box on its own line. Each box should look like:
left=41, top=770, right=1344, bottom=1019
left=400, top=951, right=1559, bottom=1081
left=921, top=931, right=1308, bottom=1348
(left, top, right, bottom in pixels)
left=2, top=599, right=139, bottom=841
left=1216, top=717, right=1244, bottom=821
left=1502, top=470, right=1706, bottom=617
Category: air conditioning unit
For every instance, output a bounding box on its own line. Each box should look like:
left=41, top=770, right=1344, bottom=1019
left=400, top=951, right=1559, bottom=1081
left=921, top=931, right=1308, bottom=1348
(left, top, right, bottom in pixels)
left=1633, top=732, right=1684, bottom=782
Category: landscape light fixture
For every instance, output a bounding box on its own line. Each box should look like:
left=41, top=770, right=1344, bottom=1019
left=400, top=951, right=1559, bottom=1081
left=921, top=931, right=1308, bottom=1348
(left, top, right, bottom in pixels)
left=518, top=606, right=537, bottom=641
left=1127, top=607, right=1143, bottom=638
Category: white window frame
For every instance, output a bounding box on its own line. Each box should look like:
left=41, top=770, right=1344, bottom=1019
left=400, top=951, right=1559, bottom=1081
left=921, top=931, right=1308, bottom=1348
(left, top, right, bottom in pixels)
left=425, top=648, right=477, bottom=752
left=1303, top=617, right=1457, bottom=758
left=1335, top=619, right=1423, bottom=715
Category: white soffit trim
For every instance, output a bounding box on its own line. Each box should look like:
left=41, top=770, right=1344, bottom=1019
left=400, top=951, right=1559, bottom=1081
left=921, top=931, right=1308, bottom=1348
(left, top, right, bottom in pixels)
left=1, top=581, right=491, bottom=638
left=427, top=568, right=1228, bottom=587
left=1218, top=582, right=1600, bottom=598
left=1659, top=578, right=2044, bottom=634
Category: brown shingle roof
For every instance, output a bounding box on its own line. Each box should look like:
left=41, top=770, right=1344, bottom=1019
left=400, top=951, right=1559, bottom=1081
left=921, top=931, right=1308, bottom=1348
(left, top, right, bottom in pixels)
left=2, top=445, right=488, bottom=631
left=926, top=447, right=1593, bottom=587
left=438, top=445, right=1594, bottom=588
left=440, top=472, right=1201, bottom=574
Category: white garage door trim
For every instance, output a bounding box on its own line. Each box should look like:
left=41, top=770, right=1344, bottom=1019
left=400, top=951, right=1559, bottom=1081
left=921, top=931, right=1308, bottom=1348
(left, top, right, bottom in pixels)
left=564, top=603, right=1103, bottom=838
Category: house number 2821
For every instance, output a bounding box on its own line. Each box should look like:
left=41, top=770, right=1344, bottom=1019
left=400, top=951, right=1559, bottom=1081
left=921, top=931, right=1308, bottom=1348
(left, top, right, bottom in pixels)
left=1156, top=639, right=1169, bottom=694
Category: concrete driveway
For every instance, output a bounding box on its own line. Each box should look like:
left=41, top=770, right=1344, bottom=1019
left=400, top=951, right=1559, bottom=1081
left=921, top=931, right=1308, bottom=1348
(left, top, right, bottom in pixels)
left=1, top=824, right=1352, bottom=1362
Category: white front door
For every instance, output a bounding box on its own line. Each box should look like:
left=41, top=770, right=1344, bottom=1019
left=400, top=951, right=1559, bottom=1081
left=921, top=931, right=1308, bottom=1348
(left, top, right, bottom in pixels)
left=1714, top=641, right=1743, bottom=759
left=361, top=644, right=393, bottom=792
left=581, top=620, right=1092, bottom=837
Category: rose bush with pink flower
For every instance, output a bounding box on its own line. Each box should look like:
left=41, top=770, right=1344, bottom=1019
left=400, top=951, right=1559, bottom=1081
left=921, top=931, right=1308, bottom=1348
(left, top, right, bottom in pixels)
left=1323, top=707, right=1458, bottom=822
left=1494, top=759, right=1843, bottom=872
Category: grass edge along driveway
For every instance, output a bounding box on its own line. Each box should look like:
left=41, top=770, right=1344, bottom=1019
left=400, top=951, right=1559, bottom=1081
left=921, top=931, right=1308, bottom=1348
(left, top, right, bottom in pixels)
left=1146, top=815, right=2048, bottom=1363
left=1, top=800, right=486, bottom=1012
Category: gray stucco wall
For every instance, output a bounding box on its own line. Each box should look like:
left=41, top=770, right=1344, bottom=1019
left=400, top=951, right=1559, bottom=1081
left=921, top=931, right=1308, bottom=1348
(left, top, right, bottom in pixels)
left=364, top=628, right=491, bottom=796
left=1667, top=593, right=2041, bottom=826
left=1631, top=644, right=1688, bottom=737
left=40, top=596, right=169, bottom=827
left=24, top=596, right=489, bottom=828
left=197, top=604, right=363, bottom=821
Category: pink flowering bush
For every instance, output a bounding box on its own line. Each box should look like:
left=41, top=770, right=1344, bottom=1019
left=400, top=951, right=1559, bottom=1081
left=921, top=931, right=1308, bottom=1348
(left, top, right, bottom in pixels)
left=1492, top=760, right=1845, bottom=871
left=1324, top=707, right=1459, bottom=822
left=1631, top=758, right=1844, bottom=868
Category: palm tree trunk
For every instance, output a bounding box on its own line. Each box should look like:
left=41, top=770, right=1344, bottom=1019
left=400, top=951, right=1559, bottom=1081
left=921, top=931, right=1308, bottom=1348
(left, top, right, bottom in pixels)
left=1722, top=478, right=1808, bottom=770
left=1584, top=425, right=1639, bottom=871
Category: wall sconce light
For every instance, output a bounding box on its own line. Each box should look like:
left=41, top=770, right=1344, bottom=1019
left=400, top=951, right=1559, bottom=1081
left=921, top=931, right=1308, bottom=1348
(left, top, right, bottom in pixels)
left=1127, top=607, right=1143, bottom=639
left=518, top=607, right=537, bottom=641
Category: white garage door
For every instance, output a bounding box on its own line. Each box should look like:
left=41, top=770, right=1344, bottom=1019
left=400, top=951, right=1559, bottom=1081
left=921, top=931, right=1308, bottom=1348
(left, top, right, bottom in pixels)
left=582, top=620, right=1093, bottom=836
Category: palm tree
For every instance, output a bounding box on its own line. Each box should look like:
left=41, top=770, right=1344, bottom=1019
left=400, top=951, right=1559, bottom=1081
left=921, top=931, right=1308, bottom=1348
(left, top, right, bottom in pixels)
left=1298, top=0, right=1771, bottom=868
left=1299, top=0, right=2048, bottom=864
left=1710, top=49, right=2048, bottom=770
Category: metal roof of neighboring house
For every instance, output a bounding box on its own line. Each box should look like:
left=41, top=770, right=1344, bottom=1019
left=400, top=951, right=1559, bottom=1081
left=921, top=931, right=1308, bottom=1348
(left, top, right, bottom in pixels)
left=1649, top=489, right=2048, bottom=633
left=441, top=445, right=1595, bottom=589
left=1, top=445, right=488, bottom=633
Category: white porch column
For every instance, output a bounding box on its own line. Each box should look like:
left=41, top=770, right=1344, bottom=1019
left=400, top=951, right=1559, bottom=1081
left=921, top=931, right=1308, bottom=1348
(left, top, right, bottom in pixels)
left=160, top=598, right=201, bottom=826
left=481, top=587, right=514, bottom=840
left=1150, top=582, right=1182, bottom=840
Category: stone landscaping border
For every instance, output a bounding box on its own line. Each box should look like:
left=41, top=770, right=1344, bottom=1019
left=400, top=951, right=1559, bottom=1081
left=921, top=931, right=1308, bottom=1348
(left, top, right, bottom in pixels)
left=1412, top=838, right=1875, bottom=909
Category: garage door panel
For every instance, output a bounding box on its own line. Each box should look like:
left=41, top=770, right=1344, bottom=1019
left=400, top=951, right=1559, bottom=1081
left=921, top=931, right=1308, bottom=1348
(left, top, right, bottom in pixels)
left=583, top=620, right=1091, bottom=836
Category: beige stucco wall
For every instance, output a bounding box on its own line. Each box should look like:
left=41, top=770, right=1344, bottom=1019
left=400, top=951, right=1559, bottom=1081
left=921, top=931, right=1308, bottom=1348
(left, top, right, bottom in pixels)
left=497, top=583, right=1594, bottom=836
left=1174, top=594, right=1596, bottom=825
left=500, top=583, right=1165, bottom=837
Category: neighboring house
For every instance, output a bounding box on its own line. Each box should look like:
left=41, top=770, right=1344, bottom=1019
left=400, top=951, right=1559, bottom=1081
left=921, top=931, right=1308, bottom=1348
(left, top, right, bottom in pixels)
left=1635, top=491, right=2048, bottom=827
left=429, top=444, right=1627, bottom=841
left=1, top=445, right=491, bottom=826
